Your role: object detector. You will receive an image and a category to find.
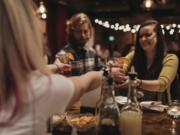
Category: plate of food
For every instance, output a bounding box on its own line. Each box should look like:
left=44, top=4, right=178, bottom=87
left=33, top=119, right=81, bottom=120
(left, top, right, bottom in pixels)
left=140, top=101, right=168, bottom=112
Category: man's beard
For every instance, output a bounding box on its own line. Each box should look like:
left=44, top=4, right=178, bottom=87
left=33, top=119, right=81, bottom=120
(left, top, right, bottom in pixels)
left=69, top=36, right=86, bottom=48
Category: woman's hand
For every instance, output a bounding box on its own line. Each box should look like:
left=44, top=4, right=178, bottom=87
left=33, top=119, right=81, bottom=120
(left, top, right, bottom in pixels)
left=114, top=79, right=129, bottom=88
left=111, top=66, right=129, bottom=88
left=54, top=59, right=72, bottom=74
left=114, top=73, right=129, bottom=88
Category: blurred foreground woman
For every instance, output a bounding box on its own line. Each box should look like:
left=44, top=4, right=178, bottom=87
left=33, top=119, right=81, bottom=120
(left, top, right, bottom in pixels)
left=114, top=19, right=178, bottom=104
left=0, top=0, right=102, bottom=135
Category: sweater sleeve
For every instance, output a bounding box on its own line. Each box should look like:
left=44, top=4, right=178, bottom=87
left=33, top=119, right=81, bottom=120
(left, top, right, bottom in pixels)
left=158, top=54, right=178, bottom=92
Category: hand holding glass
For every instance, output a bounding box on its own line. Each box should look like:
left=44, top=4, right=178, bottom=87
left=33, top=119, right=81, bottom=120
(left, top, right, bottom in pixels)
left=56, top=52, right=73, bottom=76
left=109, top=57, right=129, bottom=86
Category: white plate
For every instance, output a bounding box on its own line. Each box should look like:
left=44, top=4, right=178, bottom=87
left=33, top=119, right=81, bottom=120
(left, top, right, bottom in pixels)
left=115, top=96, right=128, bottom=105
left=140, top=101, right=167, bottom=112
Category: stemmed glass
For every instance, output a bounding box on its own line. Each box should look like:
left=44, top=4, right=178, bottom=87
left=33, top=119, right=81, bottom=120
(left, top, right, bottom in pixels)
left=167, top=100, right=180, bottom=135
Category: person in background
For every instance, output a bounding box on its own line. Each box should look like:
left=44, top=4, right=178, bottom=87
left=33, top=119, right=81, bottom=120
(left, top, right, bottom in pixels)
left=113, top=19, right=178, bottom=104
left=112, top=44, right=122, bottom=58
left=55, top=13, right=102, bottom=76
left=54, top=13, right=103, bottom=114
left=0, top=1, right=102, bottom=135
left=121, top=43, right=135, bottom=57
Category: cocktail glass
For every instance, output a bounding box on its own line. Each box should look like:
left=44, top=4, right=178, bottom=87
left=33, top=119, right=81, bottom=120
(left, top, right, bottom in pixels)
left=167, top=100, right=180, bottom=135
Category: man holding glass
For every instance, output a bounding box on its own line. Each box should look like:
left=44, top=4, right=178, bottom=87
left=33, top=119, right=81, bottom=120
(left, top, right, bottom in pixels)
left=54, top=13, right=102, bottom=76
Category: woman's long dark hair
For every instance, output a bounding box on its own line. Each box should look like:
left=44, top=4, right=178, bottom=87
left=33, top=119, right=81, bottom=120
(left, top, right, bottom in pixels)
left=132, top=20, right=166, bottom=79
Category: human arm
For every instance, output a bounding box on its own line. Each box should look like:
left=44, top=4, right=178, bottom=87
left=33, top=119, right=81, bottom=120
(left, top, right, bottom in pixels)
left=67, top=71, right=102, bottom=108
left=36, top=71, right=102, bottom=116
left=154, top=54, right=178, bottom=92
left=110, top=51, right=133, bottom=87
left=137, top=54, right=178, bottom=92
left=115, top=54, right=178, bottom=93
left=45, top=59, right=71, bottom=73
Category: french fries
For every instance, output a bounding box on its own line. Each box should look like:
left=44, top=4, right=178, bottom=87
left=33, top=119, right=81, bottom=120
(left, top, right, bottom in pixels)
left=70, top=116, right=96, bottom=127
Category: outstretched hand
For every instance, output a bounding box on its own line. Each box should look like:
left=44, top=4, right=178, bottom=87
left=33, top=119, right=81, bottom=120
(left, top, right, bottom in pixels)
left=110, top=65, right=129, bottom=89
left=54, top=59, right=72, bottom=75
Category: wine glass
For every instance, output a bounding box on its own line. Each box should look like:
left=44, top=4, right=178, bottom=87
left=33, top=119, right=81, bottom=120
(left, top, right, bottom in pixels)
left=167, top=100, right=180, bottom=135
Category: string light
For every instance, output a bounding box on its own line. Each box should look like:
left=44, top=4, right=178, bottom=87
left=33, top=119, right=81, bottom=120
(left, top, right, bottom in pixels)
left=94, top=18, right=180, bottom=35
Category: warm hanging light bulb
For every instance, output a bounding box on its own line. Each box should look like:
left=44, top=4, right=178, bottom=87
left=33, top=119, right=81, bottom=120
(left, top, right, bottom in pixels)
left=37, top=1, right=47, bottom=20
left=142, top=0, right=155, bottom=10
left=39, top=1, right=46, bottom=14
left=145, top=0, right=152, bottom=8
left=41, top=13, right=47, bottom=19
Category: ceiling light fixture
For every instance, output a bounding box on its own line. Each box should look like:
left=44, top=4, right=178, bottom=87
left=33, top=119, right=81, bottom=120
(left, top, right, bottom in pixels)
left=142, top=0, right=156, bottom=10
left=36, top=1, right=47, bottom=20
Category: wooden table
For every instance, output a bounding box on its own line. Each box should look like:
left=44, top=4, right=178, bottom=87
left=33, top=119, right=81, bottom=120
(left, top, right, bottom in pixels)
left=52, top=110, right=180, bottom=135
left=142, top=112, right=180, bottom=135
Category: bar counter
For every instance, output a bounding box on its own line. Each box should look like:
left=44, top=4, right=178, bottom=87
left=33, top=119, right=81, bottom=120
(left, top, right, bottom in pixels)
left=52, top=110, right=180, bottom=135
left=142, top=112, right=180, bottom=135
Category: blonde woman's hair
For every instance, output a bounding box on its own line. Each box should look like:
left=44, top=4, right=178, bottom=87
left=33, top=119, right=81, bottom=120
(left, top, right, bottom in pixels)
left=0, top=0, right=46, bottom=123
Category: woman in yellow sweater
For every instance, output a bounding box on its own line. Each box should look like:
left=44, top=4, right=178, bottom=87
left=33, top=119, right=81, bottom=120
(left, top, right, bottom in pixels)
left=114, top=20, right=178, bottom=104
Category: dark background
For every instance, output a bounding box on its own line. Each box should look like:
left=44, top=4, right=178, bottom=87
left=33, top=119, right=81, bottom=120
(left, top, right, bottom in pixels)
left=34, top=0, right=180, bottom=60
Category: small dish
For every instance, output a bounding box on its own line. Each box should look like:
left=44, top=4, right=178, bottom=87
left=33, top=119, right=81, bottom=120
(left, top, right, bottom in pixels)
left=140, top=101, right=168, bottom=112
left=115, top=96, right=127, bottom=105
left=66, top=113, right=96, bottom=132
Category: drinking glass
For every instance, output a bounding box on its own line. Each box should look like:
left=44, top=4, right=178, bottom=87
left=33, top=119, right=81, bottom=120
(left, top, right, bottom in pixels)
left=167, top=100, right=180, bottom=135
left=50, top=114, right=72, bottom=135
left=109, top=57, right=129, bottom=68
left=109, top=57, right=129, bottom=85
left=56, top=51, right=72, bottom=76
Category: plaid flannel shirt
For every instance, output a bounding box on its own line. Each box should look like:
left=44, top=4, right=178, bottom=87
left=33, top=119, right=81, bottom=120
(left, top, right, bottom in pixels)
left=56, top=44, right=102, bottom=76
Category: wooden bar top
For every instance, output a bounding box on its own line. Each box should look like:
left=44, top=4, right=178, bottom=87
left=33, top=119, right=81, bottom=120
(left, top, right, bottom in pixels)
left=142, top=112, right=180, bottom=135
left=52, top=109, right=180, bottom=135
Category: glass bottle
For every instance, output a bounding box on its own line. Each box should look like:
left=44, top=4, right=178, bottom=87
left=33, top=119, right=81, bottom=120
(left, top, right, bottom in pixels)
left=96, top=67, right=121, bottom=135
left=120, top=66, right=142, bottom=135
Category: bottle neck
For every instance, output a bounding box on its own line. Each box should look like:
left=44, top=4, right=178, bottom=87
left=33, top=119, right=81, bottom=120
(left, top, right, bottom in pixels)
left=101, top=81, right=115, bottom=104
left=127, top=79, right=138, bottom=104
left=104, top=85, right=114, bottom=97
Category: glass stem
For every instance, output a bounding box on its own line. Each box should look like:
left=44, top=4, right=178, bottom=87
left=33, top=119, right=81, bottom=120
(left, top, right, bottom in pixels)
left=71, top=127, right=77, bottom=135
left=171, top=120, right=176, bottom=135
left=172, top=120, right=176, bottom=129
